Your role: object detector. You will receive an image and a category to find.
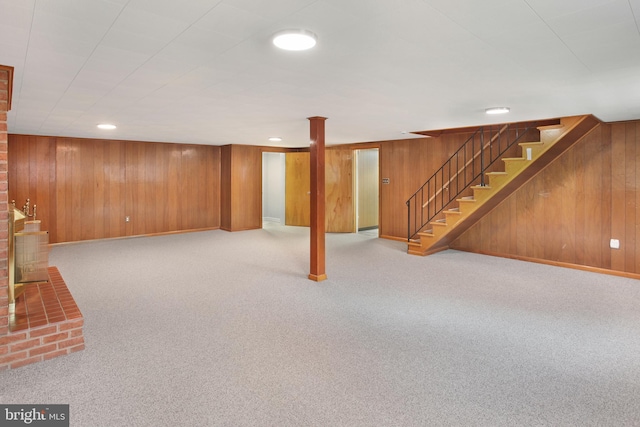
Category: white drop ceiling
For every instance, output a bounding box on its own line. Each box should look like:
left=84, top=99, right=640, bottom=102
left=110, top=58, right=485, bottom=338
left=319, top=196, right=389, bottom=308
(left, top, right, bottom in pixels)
left=1, top=0, right=639, bottom=147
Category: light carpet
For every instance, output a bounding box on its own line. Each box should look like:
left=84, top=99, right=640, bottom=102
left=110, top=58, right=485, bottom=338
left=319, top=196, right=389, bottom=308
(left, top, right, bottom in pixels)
left=1, top=224, right=639, bottom=426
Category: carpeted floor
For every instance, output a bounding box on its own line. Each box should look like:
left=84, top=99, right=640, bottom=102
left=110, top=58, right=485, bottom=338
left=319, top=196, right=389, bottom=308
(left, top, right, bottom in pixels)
left=1, top=224, right=640, bottom=426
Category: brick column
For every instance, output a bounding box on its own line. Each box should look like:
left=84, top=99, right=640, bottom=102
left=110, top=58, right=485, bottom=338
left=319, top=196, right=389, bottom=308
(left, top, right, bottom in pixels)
left=0, top=65, right=12, bottom=337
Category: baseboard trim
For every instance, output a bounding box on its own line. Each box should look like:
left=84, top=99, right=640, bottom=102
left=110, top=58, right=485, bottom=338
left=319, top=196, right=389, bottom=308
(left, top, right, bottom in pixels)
left=379, top=234, right=406, bottom=242
left=50, top=227, right=221, bottom=246
left=453, top=248, right=640, bottom=280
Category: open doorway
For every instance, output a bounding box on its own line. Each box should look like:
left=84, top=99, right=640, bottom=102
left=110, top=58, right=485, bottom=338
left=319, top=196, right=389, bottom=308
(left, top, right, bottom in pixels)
left=355, top=148, right=379, bottom=235
left=262, top=152, right=285, bottom=225
left=266, top=149, right=378, bottom=235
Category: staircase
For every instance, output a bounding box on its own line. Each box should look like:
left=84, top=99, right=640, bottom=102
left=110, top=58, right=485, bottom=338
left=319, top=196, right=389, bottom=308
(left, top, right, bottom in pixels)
left=407, top=114, right=600, bottom=256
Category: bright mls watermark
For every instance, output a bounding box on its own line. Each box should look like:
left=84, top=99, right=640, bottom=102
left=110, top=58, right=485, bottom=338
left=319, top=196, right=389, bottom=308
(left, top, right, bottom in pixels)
left=0, top=405, right=69, bottom=426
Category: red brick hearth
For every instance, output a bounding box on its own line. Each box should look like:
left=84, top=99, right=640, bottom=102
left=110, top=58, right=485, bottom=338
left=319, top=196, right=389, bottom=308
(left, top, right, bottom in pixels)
left=0, top=267, right=85, bottom=370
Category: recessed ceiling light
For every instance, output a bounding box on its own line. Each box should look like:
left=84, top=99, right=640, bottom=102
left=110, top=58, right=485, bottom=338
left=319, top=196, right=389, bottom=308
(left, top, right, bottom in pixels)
left=485, top=107, right=510, bottom=115
left=268, top=137, right=282, bottom=142
left=97, top=123, right=117, bottom=130
left=273, top=29, right=317, bottom=51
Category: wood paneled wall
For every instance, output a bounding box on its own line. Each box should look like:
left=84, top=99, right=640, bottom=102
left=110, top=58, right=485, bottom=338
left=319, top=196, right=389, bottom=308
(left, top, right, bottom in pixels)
left=220, top=144, right=262, bottom=231
left=451, top=122, right=640, bottom=275
left=8, top=135, right=57, bottom=239
left=220, top=145, right=232, bottom=230
left=379, top=135, right=471, bottom=239
left=9, top=135, right=220, bottom=243
left=180, top=144, right=220, bottom=230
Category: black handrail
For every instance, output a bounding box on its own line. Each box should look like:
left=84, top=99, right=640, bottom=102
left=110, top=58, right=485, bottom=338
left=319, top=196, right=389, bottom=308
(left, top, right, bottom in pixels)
left=406, top=121, right=540, bottom=241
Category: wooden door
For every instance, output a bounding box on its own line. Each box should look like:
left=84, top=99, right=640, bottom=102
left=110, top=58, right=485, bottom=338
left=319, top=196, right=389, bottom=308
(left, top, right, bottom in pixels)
left=326, top=149, right=355, bottom=232
left=285, top=152, right=310, bottom=226
left=285, top=150, right=355, bottom=232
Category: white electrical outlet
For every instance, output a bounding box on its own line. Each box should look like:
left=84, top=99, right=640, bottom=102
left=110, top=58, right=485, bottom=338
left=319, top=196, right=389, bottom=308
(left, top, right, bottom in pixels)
left=125, top=216, right=130, bottom=223
left=610, top=238, right=620, bottom=249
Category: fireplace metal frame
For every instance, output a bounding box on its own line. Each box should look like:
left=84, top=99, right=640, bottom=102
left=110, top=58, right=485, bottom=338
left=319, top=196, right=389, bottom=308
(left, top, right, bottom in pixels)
left=8, top=207, right=49, bottom=313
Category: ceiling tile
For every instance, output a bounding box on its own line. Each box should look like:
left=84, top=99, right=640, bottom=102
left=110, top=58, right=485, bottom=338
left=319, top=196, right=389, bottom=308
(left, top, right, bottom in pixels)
left=127, top=0, right=224, bottom=22
left=544, top=0, right=635, bottom=37
left=424, top=0, right=540, bottom=38
left=525, top=0, right=621, bottom=20
left=109, top=7, right=190, bottom=45
left=222, top=0, right=317, bottom=20
left=194, top=2, right=272, bottom=40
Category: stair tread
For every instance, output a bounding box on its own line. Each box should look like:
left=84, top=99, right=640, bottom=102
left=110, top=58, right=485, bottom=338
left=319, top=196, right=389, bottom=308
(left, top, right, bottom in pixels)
left=457, top=197, right=476, bottom=202
left=471, top=185, right=492, bottom=190
left=519, top=141, right=543, bottom=146
left=430, top=221, right=447, bottom=227
left=485, top=171, right=507, bottom=175
left=445, top=209, right=462, bottom=215
left=502, top=157, right=528, bottom=161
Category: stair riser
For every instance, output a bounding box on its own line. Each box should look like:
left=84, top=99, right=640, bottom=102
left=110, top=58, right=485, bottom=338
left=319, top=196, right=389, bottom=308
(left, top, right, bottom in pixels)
left=419, top=234, right=434, bottom=246
left=519, top=143, right=544, bottom=159
left=443, top=214, right=461, bottom=226
left=503, top=159, right=528, bottom=175
left=408, top=246, right=427, bottom=256
left=457, top=200, right=477, bottom=216
left=541, top=129, right=563, bottom=144
left=428, top=224, right=448, bottom=238
left=472, top=188, right=493, bottom=203
left=487, top=174, right=508, bottom=187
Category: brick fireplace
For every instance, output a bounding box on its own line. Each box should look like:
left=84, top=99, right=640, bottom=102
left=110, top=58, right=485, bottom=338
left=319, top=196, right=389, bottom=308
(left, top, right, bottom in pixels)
left=0, top=64, right=85, bottom=370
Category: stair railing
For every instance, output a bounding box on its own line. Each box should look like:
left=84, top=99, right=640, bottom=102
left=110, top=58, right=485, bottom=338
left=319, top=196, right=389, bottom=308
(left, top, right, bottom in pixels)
left=406, top=121, right=539, bottom=241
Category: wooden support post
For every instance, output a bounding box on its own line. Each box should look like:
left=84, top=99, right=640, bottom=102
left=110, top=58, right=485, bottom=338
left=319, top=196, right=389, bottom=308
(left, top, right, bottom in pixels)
left=308, top=116, right=327, bottom=282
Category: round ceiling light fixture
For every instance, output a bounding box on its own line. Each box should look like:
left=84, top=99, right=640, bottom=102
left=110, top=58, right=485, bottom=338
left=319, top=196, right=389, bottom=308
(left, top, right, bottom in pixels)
left=273, top=29, right=317, bottom=51
left=485, top=107, right=510, bottom=115
left=97, top=123, right=117, bottom=130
